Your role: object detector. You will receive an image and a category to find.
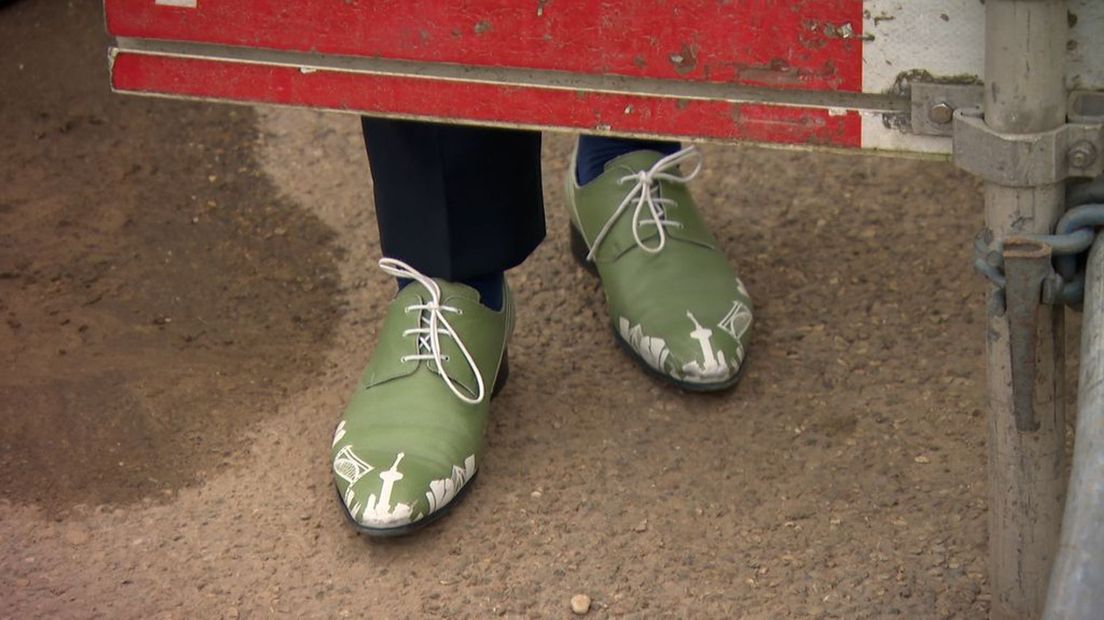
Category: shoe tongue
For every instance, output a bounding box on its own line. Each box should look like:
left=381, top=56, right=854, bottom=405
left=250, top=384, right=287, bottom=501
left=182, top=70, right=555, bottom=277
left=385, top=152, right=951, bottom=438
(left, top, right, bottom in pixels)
left=396, top=277, right=481, bottom=305
left=603, top=150, right=666, bottom=175
left=433, top=278, right=481, bottom=304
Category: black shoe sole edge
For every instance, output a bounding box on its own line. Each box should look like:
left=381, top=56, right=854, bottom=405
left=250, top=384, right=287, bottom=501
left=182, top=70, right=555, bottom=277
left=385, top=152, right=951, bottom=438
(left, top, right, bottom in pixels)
left=570, top=223, right=748, bottom=393
left=335, top=470, right=480, bottom=538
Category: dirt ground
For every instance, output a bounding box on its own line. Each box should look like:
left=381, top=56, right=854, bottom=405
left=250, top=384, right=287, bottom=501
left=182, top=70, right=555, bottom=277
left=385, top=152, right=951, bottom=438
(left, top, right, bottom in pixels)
left=0, top=1, right=1050, bottom=618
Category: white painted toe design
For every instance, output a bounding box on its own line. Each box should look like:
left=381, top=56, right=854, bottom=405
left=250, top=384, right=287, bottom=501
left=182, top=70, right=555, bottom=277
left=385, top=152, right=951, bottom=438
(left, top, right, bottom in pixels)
left=734, top=278, right=749, bottom=299
left=425, top=455, right=477, bottom=514
left=333, top=444, right=373, bottom=485
left=717, top=300, right=753, bottom=342
left=681, top=312, right=733, bottom=383
left=356, top=452, right=416, bottom=527
left=334, top=447, right=477, bottom=529
left=331, top=420, right=347, bottom=448
left=619, top=317, right=671, bottom=373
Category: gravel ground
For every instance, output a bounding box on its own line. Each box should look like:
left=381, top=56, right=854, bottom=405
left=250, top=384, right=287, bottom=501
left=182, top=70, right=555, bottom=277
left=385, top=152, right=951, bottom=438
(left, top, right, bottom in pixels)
left=1, top=1, right=1053, bottom=618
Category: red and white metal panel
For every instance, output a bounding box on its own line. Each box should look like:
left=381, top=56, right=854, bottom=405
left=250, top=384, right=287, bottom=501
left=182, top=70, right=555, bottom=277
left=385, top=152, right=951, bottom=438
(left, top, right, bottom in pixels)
left=106, top=0, right=1104, bottom=156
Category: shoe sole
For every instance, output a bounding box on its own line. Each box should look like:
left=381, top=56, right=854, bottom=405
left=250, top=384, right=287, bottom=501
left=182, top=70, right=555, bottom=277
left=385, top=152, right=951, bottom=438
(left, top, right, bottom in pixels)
left=334, top=350, right=509, bottom=538
left=569, top=224, right=748, bottom=393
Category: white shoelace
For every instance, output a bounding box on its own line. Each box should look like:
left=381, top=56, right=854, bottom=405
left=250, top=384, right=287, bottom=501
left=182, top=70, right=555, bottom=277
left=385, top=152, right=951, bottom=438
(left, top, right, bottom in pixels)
left=378, top=258, right=486, bottom=405
left=585, top=146, right=703, bottom=261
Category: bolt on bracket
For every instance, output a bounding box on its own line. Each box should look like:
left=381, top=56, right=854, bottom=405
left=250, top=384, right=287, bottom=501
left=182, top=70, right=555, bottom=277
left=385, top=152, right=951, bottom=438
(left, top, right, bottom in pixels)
left=910, top=82, right=983, bottom=137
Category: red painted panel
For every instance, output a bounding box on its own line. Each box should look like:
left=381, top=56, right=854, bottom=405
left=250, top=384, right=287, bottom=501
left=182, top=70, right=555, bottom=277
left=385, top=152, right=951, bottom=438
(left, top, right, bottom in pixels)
left=106, top=0, right=863, bottom=92
left=111, top=52, right=861, bottom=148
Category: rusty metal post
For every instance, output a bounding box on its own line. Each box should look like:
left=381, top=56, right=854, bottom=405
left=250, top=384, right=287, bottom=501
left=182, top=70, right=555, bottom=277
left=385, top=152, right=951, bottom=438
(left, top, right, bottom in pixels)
left=1001, top=238, right=1055, bottom=433
left=982, top=1, right=1069, bottom=618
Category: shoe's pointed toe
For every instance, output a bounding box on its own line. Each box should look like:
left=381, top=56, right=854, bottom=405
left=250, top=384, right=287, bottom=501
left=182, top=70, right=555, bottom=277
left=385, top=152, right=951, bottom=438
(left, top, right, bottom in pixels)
left=333, top=444, right=478, bottom=533
left=616, top=287, right=752, bottom=390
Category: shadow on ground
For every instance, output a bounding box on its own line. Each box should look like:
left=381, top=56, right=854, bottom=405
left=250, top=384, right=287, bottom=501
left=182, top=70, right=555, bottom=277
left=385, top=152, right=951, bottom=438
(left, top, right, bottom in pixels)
left=0, top=0, right=345, bottom=509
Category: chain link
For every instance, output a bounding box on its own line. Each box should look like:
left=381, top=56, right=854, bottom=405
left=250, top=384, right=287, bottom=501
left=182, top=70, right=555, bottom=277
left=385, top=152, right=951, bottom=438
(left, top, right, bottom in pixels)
left=973, top=176, right=1104, bottom=306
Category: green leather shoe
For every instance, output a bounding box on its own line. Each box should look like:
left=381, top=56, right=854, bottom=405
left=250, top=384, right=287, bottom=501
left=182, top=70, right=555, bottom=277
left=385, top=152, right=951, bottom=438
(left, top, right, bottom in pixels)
left=565, top=146, right=753, bottom=390
left=331, top=259, right=512, bottom=536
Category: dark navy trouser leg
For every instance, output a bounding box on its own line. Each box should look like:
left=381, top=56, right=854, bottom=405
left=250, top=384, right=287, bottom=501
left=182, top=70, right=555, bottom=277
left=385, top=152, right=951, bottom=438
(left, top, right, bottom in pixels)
left=361, top=117, right=546, bottom=282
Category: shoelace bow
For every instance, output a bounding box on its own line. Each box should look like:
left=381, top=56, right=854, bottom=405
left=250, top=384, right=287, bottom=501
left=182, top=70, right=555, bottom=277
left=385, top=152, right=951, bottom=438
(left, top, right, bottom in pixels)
left=378, top=258, right=486, bottom=405
left=585, top=146, right=703, bottom=261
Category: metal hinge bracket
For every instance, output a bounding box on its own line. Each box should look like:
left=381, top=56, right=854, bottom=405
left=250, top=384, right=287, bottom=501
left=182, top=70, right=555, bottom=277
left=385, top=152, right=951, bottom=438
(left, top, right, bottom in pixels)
left=952, top=107, right=1104, bottom=187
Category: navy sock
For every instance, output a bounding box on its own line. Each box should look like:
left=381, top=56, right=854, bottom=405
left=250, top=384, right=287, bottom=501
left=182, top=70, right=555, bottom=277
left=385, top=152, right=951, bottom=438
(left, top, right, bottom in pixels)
left=575, top=136, right=681, bottom=185
left=397, top=273, right=504, bottom=311
left=462, top=272, right=504, bottom=311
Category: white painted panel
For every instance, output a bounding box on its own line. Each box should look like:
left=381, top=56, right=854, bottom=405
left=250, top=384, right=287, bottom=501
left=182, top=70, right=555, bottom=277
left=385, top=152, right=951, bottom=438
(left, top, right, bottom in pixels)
left=862, top=2, right=985, bottom=96
left=862, top=0, right=1102, bottom=94
left=859, top=0, right=1103, bottom=155
left=860, top=115, right=948, bottom=155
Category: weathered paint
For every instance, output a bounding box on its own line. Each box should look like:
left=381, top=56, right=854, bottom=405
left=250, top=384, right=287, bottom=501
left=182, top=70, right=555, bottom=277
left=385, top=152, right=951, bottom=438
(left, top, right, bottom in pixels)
left=859, top=1, right=984, bottom=153
left=1068, top=0, right=1104, bottom=92
left=858, top=0, right=1103, bottom=152
left=110, top=51, right=862, bottom=147
left=104, top=0, right=1104, bottom=155
left=105, top=0, right=865, bottom=92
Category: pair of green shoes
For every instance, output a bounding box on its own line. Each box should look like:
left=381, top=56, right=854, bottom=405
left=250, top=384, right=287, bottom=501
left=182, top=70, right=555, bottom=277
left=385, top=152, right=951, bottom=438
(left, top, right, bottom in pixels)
left=332, top=147, right=754, bottom=535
